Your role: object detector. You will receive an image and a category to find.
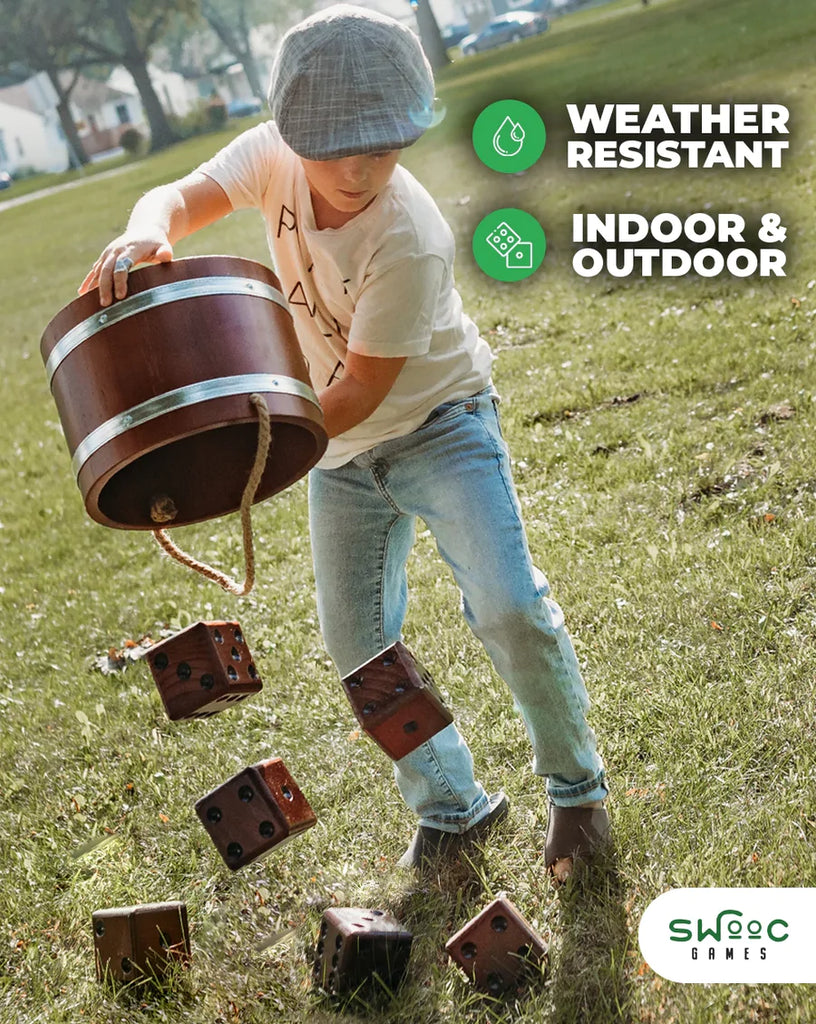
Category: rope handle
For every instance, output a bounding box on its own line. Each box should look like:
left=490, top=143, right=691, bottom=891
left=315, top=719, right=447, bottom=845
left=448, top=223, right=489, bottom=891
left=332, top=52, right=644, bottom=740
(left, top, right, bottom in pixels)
left=151, top=392, right=272, bottom=596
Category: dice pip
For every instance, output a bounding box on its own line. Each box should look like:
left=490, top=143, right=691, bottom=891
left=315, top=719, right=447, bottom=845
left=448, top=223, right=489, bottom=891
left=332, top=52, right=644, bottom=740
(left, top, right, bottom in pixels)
left=92, top=901, right=190, bottom=984
left=314, top=907, right=413, bottom=994
left=445, top=896, right=547, bottom=994
left=195, top=757, right=316, bottom=870
left=341, top=642, right=453, bottom=760
left=147, top=620, right=262, bottom=720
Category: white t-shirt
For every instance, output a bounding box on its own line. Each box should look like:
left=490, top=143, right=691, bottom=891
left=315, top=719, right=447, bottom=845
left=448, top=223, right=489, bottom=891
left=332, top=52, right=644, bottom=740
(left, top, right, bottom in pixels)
left=198, top=122, right=493, bottom=468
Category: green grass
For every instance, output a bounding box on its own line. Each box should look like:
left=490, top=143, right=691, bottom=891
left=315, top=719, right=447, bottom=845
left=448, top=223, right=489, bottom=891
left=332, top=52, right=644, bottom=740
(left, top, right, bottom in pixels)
left=2, top=0, right=816, bottom=1020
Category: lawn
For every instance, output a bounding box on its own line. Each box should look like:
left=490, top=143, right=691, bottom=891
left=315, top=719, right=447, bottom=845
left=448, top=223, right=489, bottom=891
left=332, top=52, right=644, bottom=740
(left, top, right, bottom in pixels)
left=1, top=0, right=816, bottom=1021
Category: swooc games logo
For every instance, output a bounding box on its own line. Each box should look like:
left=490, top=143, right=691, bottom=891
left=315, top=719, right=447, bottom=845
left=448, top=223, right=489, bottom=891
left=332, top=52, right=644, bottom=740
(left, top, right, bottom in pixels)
left=638, top=889, right=816, bottom=983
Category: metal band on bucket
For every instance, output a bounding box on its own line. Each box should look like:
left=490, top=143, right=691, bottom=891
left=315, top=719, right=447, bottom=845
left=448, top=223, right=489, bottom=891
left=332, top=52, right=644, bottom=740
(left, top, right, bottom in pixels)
left=46, top=277, right=289, bottom=385
left=70, top=373, right=320, bottom=477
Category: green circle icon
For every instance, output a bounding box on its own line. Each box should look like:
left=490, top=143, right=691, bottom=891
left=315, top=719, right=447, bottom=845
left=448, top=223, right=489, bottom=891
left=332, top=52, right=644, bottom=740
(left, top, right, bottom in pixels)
left=472, top=100, right=546, bottom=173
left=472, top=208, right=546, bottom=282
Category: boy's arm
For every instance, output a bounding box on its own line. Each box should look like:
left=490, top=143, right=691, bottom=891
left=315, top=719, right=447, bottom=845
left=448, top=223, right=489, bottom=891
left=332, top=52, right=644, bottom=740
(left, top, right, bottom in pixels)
left=317, top=350, right=407, bottom=438
left=325, top=254, right=447, bottom=435
left=79, top=172, right=233, bottom=306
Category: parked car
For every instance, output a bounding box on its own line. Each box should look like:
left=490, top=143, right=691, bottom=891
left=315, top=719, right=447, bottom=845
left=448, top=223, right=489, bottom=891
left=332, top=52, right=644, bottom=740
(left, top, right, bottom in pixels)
left=227, top=96, right=264, bottom=118
left=442, top=22, right=472, bottom=49
left=461, top=12, right=549, bottom=55
left=0, top=170, right=12, bottom=190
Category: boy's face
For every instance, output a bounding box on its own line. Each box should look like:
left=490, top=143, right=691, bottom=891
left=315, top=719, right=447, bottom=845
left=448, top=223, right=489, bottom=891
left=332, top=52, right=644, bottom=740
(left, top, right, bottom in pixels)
left=300, top=150, right=401, bottom=221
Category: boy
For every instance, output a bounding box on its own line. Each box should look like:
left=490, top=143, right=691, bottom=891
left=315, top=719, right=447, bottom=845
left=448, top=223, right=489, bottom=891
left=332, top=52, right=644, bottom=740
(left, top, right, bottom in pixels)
left=80, top=4, right=609, bottom=881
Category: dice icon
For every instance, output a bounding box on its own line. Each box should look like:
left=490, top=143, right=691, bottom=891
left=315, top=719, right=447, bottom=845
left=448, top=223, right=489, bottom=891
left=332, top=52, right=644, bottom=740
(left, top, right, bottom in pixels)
left=446, top=896, right=547, bottom=994
left=92, top=901, right=190, bottom=985
left=342, top=642, right=454, bottom=760
left=314, top=907, right=413, bottom=994
left=508, top=240, right=533, bottom=269
left=195, top=757, right=316, bottom=870
left=485, top=221, right=522, bottom=258
left=147, top=620, right=262, bottom=720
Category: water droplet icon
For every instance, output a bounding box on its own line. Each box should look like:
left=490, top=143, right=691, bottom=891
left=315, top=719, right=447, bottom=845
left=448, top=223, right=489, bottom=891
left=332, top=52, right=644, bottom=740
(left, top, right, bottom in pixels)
left=492, top=116, right=526, bottom=157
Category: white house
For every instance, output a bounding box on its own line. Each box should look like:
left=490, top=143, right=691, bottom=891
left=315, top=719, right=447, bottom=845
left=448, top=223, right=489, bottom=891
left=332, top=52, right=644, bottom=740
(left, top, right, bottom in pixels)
left=0, top=51, right=265, bottom=179
left=0, top=62, right=202, bottom=176
left=0, top=76, right=70, bottom=174
left=107, top=64, right=198, bottom=119
left=65, top=74, right=144, bottom=158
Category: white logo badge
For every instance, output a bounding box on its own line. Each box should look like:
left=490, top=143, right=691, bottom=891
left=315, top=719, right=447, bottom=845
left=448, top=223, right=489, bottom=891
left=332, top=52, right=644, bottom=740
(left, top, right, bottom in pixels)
left=638, top=888, right=816, bottom=984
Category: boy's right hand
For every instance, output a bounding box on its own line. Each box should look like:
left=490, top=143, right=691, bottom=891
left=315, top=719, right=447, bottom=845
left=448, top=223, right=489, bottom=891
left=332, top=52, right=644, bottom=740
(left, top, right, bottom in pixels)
left=78, top=232, right=174, bottom=307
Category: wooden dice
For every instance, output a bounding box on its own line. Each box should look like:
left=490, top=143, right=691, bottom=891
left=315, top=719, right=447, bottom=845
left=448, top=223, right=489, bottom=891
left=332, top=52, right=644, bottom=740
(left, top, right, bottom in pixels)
left=195, top=757, right=316, bottom=870
left=445, top=897, right=547, bottom=994
left=92, top=901, right=190, bottom=984
left=147, top=620, right=262, bottom=720
left=314, top=907, right=413, bottom=995
left=341, top=642, right=453, bottom=760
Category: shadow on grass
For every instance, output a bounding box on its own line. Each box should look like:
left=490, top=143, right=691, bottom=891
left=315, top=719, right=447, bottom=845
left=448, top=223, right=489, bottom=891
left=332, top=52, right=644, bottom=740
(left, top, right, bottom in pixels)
left=385, top=851, right=551, bottom=1023
left=549, top=848, right=634, bottom=1024
left=92, top=958, right=197, bottom=1020
left=301, top=831, right=633, bottom=1022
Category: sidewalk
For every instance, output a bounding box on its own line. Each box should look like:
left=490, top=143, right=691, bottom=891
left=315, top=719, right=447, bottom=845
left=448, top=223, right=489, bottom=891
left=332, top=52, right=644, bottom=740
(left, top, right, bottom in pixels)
left=0, top=162, right=135, bottom=213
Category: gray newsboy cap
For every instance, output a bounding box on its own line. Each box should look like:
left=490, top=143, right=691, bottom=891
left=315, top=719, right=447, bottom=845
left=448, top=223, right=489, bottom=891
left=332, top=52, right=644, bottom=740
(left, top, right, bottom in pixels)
left=268, top=3, right=436, bottom=160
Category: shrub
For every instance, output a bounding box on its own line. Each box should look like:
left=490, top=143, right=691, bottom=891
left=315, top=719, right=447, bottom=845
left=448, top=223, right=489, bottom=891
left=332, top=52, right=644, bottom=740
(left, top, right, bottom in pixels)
left=118, top=126, right=145, bottom=154
left=168, top=106, right=209, bottom=140
left=206, top=97, right=228, bottom=129
left=10, top=164, right=38, bottom=180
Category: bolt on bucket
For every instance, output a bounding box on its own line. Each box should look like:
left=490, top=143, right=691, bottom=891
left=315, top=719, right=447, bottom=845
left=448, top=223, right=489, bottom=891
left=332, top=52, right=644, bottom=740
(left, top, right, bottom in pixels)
left=40, top=256, right=327, bottom=530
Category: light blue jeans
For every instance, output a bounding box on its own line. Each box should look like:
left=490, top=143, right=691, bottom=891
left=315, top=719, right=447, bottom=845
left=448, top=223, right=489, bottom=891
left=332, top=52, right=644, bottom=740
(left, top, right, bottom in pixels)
left=308, top=386, right=607, bottom=833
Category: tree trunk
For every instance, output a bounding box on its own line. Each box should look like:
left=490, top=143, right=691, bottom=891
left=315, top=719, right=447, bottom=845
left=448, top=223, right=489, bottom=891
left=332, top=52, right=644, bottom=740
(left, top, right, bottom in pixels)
left=201, top=1, right=266, bottom=100
left=235, top=46, right=264, bottom=98
left=233, top=2, right=265, bottom=98
left=414, top=0, right=450, bottom=71
left=107, top=0, right=178, bottom=152
left=56, top=95, right=91, bottom=167
left=125, top=56, right=178, bottom=151
left=45, top=67, right=90, bottom=167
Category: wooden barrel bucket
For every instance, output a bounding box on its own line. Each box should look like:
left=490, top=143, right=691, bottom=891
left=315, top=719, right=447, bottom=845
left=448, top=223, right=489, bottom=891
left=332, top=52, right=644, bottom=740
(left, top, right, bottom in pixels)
left=41, top=255, right=327, bottom=530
